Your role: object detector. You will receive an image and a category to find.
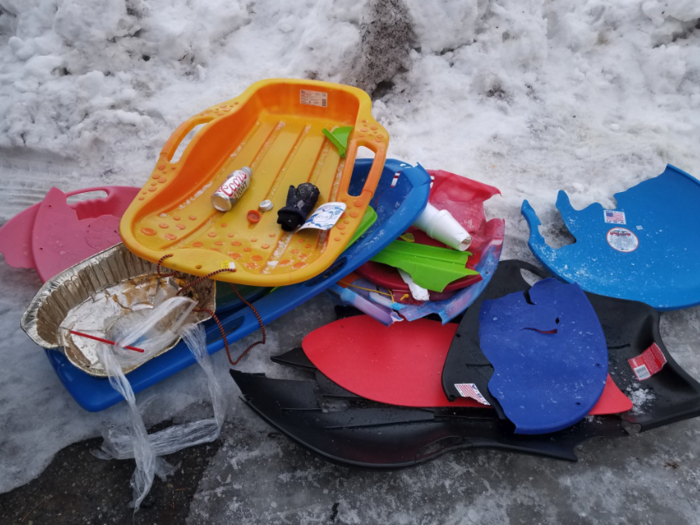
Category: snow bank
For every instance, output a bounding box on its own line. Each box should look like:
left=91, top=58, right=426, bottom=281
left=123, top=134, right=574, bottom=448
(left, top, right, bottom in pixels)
left=1, top=0, right=699, bottom=495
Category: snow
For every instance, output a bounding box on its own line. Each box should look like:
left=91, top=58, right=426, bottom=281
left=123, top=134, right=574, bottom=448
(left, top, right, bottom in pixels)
left=627, top=383, right=657, bottom=414
left=1, top=0, right=700, bottom=510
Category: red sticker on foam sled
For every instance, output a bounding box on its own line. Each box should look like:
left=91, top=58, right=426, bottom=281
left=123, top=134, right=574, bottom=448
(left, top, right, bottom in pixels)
left=303, top=315, right=632, bottom=413
left=628, top=343, right=667, bottom=381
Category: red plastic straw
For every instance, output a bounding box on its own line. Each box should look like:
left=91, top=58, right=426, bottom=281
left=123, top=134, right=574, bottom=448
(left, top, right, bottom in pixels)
left=69, top=330, right=145, bottom=353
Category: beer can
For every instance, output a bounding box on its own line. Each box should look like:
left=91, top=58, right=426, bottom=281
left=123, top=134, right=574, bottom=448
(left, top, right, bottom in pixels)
left=211, top=167, right=252, bottom=212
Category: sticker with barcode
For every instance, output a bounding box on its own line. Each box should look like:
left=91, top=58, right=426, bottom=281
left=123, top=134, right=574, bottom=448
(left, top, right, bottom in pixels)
left=632, top=364, right=651, bottom=381
left=300, top=89, right=327, bottom=107
left=220, top=261, right=236, bottom=270
left=629, top=343, right=666, bottom=381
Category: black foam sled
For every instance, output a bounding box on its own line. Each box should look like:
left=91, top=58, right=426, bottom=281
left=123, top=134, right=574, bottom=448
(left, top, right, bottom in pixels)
left=230, top=260, right=700, bottom=468
left=442, top=260, right=700, bottom=432
left=231, top=369, right=628, bottom=467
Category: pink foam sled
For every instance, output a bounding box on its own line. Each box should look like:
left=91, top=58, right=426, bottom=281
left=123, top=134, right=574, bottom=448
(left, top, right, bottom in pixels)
left=0, top=186, right=139, bottom=282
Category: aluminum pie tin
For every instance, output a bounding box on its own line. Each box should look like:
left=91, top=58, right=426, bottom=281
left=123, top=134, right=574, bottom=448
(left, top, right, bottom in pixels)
left=21, top=243, right=215, bottom=377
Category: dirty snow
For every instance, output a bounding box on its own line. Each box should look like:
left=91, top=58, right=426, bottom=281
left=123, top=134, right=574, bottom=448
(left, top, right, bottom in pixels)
left=1, top=0, right=700, bottom=520
left=627, top=383, right=657, bottom=414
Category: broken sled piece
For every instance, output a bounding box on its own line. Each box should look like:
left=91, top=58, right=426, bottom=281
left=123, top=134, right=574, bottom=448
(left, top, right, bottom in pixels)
left=230, top=260, right=700, bottom=467
left=478, top=279, right=608, bottom=434
left=0, top=186, right=139, bottom=282
left=230, top=369, right=628, bottom=467
left=443, top=260, right=700, bottom=433
left=356, top=168, right=503, bottom=314
left=522, top=164, right=700, bottom=310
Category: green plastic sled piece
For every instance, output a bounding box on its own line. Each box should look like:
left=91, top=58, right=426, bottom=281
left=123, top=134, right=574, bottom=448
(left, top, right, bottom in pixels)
left=322, top=126, right=353, bottom=158
left=347, top=206, right=377, bottom=247
left=371, top=241, right=478, bottom=292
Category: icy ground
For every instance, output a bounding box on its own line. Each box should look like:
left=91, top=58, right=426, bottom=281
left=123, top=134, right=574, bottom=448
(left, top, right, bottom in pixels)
left=1, top=0, right=700, bottom=522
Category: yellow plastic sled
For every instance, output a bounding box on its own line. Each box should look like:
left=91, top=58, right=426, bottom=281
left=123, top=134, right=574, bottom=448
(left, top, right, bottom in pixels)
left=120, top=79, right=388, bottom=286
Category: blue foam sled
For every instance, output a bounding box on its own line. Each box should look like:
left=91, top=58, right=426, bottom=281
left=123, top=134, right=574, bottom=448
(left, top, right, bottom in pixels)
left=522, top=164, right=700, bottom=310
left=479, top=278, right=608, bottom=434
left=46, top=158, right=431, bottom=411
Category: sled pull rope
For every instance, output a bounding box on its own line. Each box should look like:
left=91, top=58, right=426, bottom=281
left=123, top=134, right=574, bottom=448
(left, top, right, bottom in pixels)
left=156, top=253, right=266, bottom=365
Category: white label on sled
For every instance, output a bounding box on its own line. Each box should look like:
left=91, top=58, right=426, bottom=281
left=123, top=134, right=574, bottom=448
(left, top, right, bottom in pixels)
left=606, top=227, right=639, bottom=253
left=604, top=209, right=626, bottom=224
left=300, top=89, right=327, bottom=107
left=298, top=203, right=346, bottom=231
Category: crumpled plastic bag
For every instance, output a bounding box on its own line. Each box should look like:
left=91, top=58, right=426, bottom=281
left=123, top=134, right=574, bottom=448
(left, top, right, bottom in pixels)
left=103, top=294, right=197, bottom=368
left=93, top=296, right=227, bottom=510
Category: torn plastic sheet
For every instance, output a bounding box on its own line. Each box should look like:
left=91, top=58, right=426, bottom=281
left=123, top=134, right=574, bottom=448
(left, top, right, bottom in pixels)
left=93, top=298, right=227, bottom=509
left=398, top=269, right=430, bottom=301
left=101, top=295, right=197, bottom=369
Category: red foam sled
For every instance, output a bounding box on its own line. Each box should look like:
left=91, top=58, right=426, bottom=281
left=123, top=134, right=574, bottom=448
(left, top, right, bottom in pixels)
left=356, top=169, right=503, bottom=301
left=303, top=315, right=632, bottom=414
left=0, top=186, right=139, bottom=282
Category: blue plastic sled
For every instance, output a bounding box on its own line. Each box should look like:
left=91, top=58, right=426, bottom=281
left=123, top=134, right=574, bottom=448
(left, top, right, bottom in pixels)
left=522, top=164, right=700, bottom=311
left=479, top=279, right=609, bottom=434
left=46, top=159, right=431, bottom=411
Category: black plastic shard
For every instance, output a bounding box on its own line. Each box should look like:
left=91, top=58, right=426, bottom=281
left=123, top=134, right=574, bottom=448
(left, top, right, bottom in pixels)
left=231, top=369, right=627, bottom=466
left=270, top=347, right=316, bottom=370
left=229, top=260, right=700, bottom=467
left=314, top=371, right=359, bottom=399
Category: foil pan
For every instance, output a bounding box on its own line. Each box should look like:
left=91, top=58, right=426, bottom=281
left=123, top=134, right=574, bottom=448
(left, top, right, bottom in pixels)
left=21, top=243, right=215, bottom=377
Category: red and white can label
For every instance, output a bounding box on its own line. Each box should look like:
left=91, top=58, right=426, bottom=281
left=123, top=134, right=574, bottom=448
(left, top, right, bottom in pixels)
left=217, top=169, right=250, bottom=200
left=628, top=343, right=667, bottom=381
